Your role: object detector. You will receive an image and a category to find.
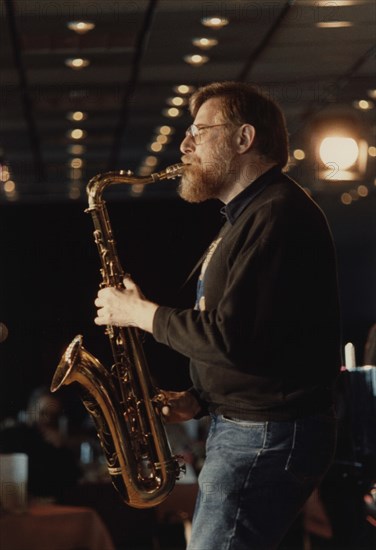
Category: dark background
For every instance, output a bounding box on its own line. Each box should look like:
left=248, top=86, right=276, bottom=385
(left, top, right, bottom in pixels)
left=0, top=186, right=375, bottom=421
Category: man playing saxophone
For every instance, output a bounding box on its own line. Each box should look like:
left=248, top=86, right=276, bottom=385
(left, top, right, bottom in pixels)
left=94, top=81, right=341, bottom=550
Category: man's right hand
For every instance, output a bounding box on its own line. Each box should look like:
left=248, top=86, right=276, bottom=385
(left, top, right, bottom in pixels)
left=160, top=390, right=202, bottom=423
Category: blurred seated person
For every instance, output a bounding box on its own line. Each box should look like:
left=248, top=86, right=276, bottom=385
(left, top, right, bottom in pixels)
left=0, top=386, right=82, bottom=502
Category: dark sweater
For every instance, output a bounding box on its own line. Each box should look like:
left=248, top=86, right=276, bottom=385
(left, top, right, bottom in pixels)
left=153, top=169, right=342, bottom=421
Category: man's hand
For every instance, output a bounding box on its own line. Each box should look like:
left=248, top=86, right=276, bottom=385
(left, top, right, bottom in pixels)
left=160, top=390, right=202, bottom=423
left=94, top=275, right=158, bottom=333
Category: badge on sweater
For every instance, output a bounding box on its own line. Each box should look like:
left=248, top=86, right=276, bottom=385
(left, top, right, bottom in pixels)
left=195, top=237, right=223, bottom=311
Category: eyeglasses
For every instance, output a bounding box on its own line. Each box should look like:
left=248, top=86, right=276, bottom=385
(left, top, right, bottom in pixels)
left=185, top=123, right=230, bottom=145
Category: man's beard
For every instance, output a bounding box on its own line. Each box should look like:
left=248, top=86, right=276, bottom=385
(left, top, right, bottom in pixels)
left=178, top=142, right=236, bottom=203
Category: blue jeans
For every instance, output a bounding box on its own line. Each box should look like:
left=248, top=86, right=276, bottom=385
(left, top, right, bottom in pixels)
left=188, top=411, right=337, bottom=550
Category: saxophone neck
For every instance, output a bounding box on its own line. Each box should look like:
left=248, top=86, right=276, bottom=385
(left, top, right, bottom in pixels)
left=86, top=163, right=185, bottom=206
left=86, top=171, right=152, bottom=206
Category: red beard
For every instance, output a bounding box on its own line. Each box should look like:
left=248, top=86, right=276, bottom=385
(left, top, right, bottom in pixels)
left=179, top=151, right=236, bottom=203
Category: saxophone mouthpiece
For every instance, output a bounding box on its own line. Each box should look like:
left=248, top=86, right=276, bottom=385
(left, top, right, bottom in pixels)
left=151, top=163, right=185, bottom=182
left=166, top=163, right=185, bottom=179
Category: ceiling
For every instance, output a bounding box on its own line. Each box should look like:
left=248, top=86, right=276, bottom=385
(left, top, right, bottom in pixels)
left=0, top=0, right=375, bottom=203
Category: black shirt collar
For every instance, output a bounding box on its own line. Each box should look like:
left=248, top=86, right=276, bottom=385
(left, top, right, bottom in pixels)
left=221, top=165, right=282, bottom=225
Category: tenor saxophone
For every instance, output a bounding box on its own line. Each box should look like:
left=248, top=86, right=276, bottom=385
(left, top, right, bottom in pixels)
left=51, top=163, right=185, bottom=509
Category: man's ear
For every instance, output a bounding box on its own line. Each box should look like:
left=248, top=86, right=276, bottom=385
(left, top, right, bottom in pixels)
left=236, top=124, right=256, bottom=153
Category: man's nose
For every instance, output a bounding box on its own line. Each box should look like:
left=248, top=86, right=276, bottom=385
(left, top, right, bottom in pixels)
left=180, top=133, right=195, bottom=154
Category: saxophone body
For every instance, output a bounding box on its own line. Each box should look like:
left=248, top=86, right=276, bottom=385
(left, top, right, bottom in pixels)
left=51, top=163, right=184, bottom=509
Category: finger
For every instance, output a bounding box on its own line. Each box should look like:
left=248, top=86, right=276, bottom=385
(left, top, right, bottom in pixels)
left=123, top=275, right=137, bottom=290
left=162, top=405, right=170, bottom=416
left=97, top=288, right=109, bottom=300
left=94, top=316, right=105, bottom=326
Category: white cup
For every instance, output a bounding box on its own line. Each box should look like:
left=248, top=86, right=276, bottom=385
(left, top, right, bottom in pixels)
left=0, top=453, right=28, bottom=513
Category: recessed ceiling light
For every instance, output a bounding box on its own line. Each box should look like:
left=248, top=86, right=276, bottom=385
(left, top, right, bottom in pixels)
left=357, top=184, right=368, bottom=197
left=192, top=37, right=218, bottom=49
left=149, top=142, right=163, bottom=153
left=293, top=149, right=305, bottom=160
left=67, top=129, right=87, bottom=140
left=67, top=21, right=95, bottom=34
left=166, top=96, right=187, bottom=107
left=353, top=99, right=374, bottom=110
left=367, top=89, right=376, bottom=99
left=131, top=182, right=146, bottom=195
left=183, top=54, right=209, bottom=66
left=145, top=156, right=158, bottom=167
left=156, top=135, right=170, bottom=145
left=65, top=58, right=90, bottom=70
left=173, top=85, right=195, bottom=95
left=67, top=111, right=88, bottom=122
left=0, top=165, right=10, bottom=182
left=69, top=184, right=82, bottom=200
left=156, top=125, right=174, bottom=136
left=341, top=192, right=352, bottom=205
left=316, top=21, right=353, bottom=28
left=70, top=168, right=82, bottom=181
left=201, top=16, right=229, bottom=28
left=4, top=180, right=16, bottom=194
left=70, top=158, right=84, bottom=169
left=68, top=144, right=86, bottom=155
left=162, top=107, right=182, bottom=118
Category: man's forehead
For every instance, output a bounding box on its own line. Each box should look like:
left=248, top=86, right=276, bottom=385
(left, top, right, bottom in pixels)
left=194, top=97, right=225, bottom=124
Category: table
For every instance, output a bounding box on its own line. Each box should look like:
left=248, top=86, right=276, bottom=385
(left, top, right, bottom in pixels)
left=0, top=502, right=115, bottom=550
left=62, top=479, right=198, bottom=549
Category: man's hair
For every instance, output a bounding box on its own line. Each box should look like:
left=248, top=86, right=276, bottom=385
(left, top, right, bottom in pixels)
left=189, top=81, right=289, bottom=167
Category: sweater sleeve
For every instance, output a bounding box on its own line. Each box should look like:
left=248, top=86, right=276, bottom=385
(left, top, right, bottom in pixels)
left=152, top=305, right=228, bottom=363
